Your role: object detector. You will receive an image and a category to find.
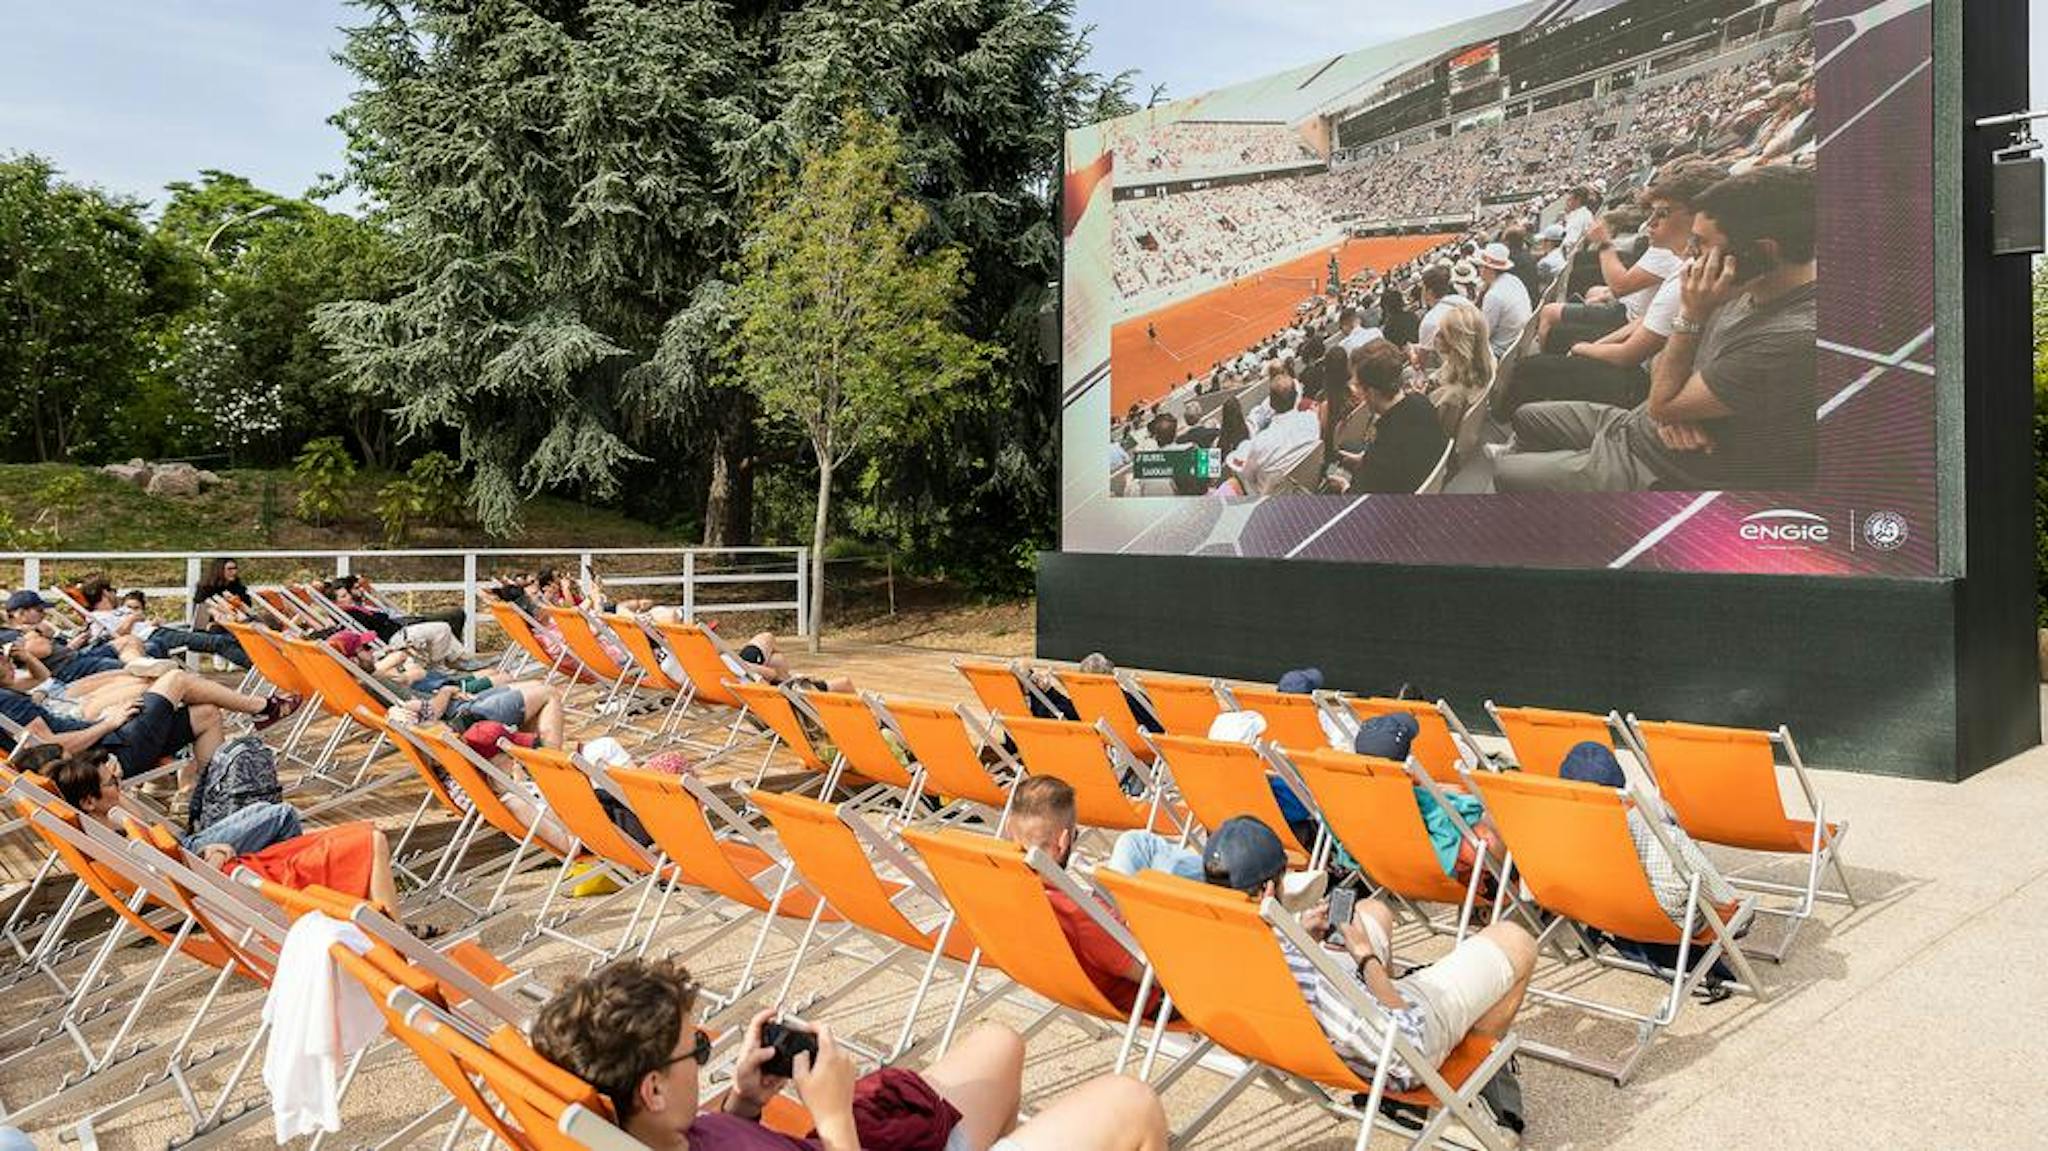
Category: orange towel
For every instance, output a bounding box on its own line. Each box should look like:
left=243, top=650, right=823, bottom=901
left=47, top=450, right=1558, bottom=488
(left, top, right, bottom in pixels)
left=237, top=822, right=377, bottom=900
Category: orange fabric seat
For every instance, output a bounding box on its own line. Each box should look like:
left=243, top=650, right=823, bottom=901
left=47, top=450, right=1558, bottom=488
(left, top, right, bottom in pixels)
left=1488, top=704, right=1616, bottom=777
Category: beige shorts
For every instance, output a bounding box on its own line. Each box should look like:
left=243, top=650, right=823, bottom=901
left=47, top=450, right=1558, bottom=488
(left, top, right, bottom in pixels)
left=1397, top=936, right=1517, bottom=1066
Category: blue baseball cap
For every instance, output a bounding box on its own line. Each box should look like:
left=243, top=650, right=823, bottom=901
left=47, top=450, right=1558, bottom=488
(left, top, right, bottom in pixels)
left=5, top=590, right=55, bottom=613
left=1558, top=741, right=1627, bottom=789
left=1276, top=667, right=1324, bottom=695
left=1201, top=816, right=1290, bottom=894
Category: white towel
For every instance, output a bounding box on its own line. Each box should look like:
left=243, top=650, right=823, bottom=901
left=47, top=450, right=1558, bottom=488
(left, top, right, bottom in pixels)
left=261, top=912, right=384, bottom=1142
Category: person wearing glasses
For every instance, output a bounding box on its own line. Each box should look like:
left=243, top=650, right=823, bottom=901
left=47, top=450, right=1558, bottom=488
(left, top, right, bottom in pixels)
left=529, top=956, right=1169, bottom=1151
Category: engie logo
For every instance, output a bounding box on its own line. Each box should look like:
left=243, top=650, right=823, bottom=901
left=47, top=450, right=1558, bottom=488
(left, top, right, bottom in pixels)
left=1739, top=509, right=1831, bottom=547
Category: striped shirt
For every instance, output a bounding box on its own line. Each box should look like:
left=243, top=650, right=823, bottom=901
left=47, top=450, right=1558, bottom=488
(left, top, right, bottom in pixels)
left=1278, top=930, right=1431, bottom=1091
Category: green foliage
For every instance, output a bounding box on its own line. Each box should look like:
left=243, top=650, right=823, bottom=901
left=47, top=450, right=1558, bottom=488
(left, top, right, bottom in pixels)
left=407, top=451, right=466, bottom=525
left=156, top=170, right=309, bottom=261
left=293, top=436, right=358, bottom=525
left=0, top=154, right=202, bottom=462
left=730, top=111, right=1000, bottom=637
left=0, top=508, right=58, bottom=551
left=375, top=478, right=425, bottom=546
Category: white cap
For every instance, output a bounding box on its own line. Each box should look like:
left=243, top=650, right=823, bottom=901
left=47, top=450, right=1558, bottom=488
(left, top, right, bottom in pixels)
left=1207, top=710, right=1269, bottom=745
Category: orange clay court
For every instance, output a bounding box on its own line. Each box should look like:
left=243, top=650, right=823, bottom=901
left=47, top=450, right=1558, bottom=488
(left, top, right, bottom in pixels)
left=1110, top=232, right=1455, bottom=413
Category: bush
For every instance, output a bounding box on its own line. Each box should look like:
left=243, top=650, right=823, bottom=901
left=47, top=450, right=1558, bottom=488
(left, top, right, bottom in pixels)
left=293, top=436, right=356, bottom=525
left=407, top=450, right=466, bottom=525
left=376, top=478, right=425, bottom=546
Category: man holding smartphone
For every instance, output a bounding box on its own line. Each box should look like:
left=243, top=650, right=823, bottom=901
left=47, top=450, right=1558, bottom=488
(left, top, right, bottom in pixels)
left=529, top=957, right=1171, bottom=1151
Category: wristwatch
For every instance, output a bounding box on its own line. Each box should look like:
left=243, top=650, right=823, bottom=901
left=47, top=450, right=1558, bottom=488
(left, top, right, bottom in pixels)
left=1672, top=314, right=1706, bottom=336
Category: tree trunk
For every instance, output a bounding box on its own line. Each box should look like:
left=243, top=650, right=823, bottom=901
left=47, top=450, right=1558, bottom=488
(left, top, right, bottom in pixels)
left=809, top=458, right=831, bottom=653
left=703, top=396, right=756, bottom=547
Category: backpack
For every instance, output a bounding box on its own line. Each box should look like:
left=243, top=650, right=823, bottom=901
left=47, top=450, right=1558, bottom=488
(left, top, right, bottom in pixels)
left=187, top=734, right=282, bottom=834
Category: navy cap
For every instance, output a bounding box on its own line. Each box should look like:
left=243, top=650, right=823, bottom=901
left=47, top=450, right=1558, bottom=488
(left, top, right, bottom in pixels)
left=1354, top=712, right=1419, bottom=760
left=1275, top=667, right=1324, bottom=695
left=1558, top=741, right=1627, bottom=788
left=1201, top=816, right=1290, bottom=894
left=5, top=590, right=55, bottom=613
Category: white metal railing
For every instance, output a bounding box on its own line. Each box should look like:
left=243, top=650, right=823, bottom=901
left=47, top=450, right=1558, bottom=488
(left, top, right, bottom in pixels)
left=0, top=546, right=809, bottom=653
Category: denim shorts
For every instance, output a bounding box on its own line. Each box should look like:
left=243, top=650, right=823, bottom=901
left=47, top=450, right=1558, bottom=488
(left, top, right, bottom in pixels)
left=452, top=685, right=526, bottom=729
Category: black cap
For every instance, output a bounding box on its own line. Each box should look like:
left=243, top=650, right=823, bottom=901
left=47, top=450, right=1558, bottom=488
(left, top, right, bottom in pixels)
left=1201, top=816, right=1290, bottom=894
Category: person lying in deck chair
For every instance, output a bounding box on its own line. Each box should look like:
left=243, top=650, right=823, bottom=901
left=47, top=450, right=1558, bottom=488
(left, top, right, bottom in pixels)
left=1204, top=816, right=1535, bottom=1135
left=30, top=746, right=409, bottom=924
left=3, top=589, right=182, bottom=683
left=1024, top=652, right=1161, bottom=732
left=1355, top=712, right=1493, bottom=883
left=78, top=577, right=252, bottom=669
left=531, top=955, right=1168, bottom=1151
left=0, top=669, right=298, bottom=784
left=712, top=626, right=854, bottom=694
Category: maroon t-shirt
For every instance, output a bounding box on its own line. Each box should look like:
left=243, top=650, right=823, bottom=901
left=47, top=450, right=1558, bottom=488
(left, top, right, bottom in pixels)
left=687, top=1068, right=959, bottom=1151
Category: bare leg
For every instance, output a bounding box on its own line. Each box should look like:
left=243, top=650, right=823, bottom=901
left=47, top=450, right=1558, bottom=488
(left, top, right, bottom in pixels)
left=824, top=677, right=854, bottom=694
left=78, top=679, right=149, bottom=720
left=146, top=671, right=266, bottom=716
left=520, top=685, right=566, bottom=747
left=365, top=828, right=401, bottom=915
left=1467, top=922, right=1538, bottom=1038
left=1003, top=1075, right=1167, bottom=1151
left=916, top=1024, right=1024, bottom=1150
left=188, top=705, right=226, bottom=786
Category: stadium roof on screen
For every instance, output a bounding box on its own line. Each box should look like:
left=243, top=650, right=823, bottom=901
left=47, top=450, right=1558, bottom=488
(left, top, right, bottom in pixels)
left=1152, top=0, right=1631, bottom=128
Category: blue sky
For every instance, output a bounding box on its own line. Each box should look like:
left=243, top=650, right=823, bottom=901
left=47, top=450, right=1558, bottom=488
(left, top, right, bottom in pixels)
left=0, top=1, right=2039, bottom=212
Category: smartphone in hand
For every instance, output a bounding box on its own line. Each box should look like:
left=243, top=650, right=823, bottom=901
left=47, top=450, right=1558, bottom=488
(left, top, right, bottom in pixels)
left=1325, top=887, right=1357, bottom=945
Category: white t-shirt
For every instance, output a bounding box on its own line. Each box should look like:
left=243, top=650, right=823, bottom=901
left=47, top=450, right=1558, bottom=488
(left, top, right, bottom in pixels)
left=1641, top=275, right=1685, bottom=339
left=88, top=607, right=156, bottom=642
left=1479, top=274, right=1532, bottom=357
left=1417, top=295, right=1471, bottom=350
left=1338, top=325, right=1379, bottom=354
left=1227, top=408, right=1322, bottom=495
left=1562, top=206, right=1595, bottom=248
left=1620, top=246, right=1683, bottom=322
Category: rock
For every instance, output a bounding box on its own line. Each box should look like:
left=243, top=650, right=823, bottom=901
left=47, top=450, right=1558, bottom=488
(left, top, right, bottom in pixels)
left=195, top=469, right=224, bottom=488
left=145, top=465, right=202, bottom=498
left=100, top=463, right=148, bottom=486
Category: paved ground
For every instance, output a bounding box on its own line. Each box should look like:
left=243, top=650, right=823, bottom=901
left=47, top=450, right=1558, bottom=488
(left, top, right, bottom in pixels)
left=4, top=645, right=2044, bottom=1149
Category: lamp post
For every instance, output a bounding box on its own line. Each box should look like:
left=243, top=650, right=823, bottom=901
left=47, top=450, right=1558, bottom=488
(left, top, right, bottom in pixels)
left=203, top=203, right=280, bottom=257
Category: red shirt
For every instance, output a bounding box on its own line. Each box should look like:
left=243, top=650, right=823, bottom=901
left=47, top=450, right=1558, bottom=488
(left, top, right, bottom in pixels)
left=1044, top=883, right=1149, bottom=1014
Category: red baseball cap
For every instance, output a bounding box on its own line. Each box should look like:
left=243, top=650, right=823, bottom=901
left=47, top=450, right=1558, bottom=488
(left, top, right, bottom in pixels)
left=328, top=630, right=374, bottom=658
left=462, top=720, right=537, bottom=760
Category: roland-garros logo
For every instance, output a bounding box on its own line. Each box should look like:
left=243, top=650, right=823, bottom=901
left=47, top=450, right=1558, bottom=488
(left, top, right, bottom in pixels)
left=1739, top=509, right=1831, bottom=547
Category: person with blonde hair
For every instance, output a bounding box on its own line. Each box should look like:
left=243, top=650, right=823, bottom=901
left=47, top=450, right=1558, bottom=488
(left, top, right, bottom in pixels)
left=1426, top=300, right=1497, bottom=438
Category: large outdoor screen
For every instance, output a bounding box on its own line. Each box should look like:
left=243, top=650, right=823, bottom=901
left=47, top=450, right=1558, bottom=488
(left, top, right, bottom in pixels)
left=1058, top=0, right=1936, bottom=577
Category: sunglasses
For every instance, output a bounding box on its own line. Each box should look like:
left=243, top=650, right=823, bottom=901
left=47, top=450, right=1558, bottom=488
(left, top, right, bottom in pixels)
left=661, top=1028, right=713, bottom=1071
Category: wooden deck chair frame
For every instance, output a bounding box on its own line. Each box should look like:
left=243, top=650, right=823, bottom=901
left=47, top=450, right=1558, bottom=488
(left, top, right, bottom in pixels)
left=749, top=790, right=1017, bottom=1063
left=1096, top=867, right=1523, bottom=1151
left=1468, top=770, right=1767, bottom=1085
left=866, top=694, right=1021, bottom=829
left=1482, top=701, right=1619, bottom=777
left=1120, top=671, right=1228, bottom=739
left=1621, top=715, right=1855, bottom=962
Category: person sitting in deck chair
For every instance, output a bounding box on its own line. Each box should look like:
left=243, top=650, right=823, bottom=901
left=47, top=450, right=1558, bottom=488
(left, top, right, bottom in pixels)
left=1002, top=776, right=1159, bottom=1015
left=30, top=746, right=409, bottom=924
left=3, top=589, right=180, bottom=684
left=77, top=576, right=251, bottom=669
left=1023, top=652, right=1161, bottom=733
left=321, top=576, right=466, bottom=664
left=712, top=626, right=853, bottom=694
left=1203, top=816, right=1534, bottom=1131
left=531, top=955, right=1169, bottom=1151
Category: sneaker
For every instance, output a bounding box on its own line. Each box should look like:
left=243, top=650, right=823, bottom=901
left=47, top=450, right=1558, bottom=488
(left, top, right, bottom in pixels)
left=256, top=692, right=303, bottom=731
left=126, top=657, right=181, bottom=678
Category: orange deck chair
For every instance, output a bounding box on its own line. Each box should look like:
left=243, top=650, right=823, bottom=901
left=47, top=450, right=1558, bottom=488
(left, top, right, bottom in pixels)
left=398, top=724, right=577, bottom=919
left=539, top=605, right=640, bottom=718
left=1001, top=715, right=1179, bottom=835
left=606, top=767, right=839, bottom=1007
left=1220, top=685, right=1333, bottom=752
left=485, top=599, right=588, bottom=684
left=726, top=681, right=840, bottom=794
left=277, top=636, right=408, bottom=801
left=1283, top=747, right=1493, bottom=940
left=1097, top=867, right=1522, bottom=1151
left=1055, top=671, right=1158, bottom=762
left=1145, top=733, right=1317, bottom=869
left=751, top=790, right=996, bottom=1058
left=1486, top=703, right=1618, bottom=776
left=601, top=612, right=692, bottom=734
left=869, top=695, right=1019, bottom=824
left=653, top=621, right=774, bottom=754
left=1125, top=673, right=1227, bottom=738
left=1624, top=716, right=1854, bottom=961
left=804, top=690, right=925, bottom=820
left=1470, top=770, right=1765, bottom=1084
left=500, top=744, right=675, bottom=960
left=217, top=620, right=324, bottom=765
left=953, top=659, right=1045, bottom=723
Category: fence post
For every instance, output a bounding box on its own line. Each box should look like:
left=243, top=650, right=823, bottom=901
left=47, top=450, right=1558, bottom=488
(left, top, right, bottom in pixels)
left=579, top=552, right=592, bottom=593
left=682, top=550, right=696, bottom=623
left=184, top=556, right=202, bottom=626
left=23, top=556, right=39, bottom=592
left=796, top=547, right=811, bottom=642
left=462, top=553, right=478, bottom=654
left=887, top=553, right=895, bottom=617
left=335, top=553, right=351, bottom=579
